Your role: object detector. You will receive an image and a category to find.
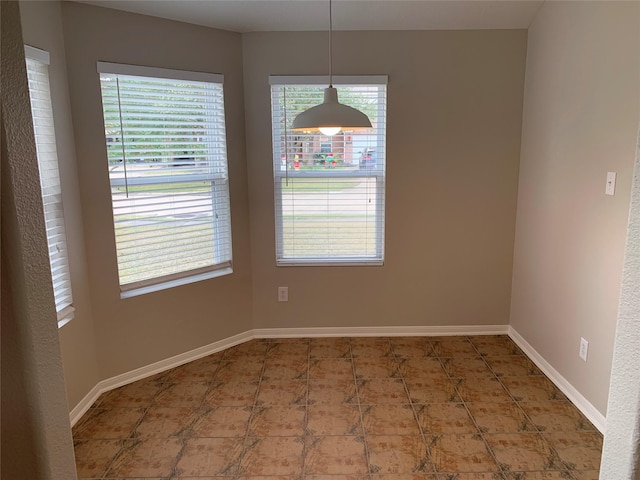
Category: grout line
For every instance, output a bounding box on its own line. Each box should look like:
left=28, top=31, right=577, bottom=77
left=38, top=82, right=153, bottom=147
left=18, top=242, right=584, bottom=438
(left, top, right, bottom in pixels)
left=391, top=337, right=438, bottom=476
left=349, top=337, right=373, bottom=476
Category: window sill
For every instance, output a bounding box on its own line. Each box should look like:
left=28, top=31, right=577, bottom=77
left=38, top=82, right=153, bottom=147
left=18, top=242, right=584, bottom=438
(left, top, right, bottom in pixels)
left=120, top=266, right=233, bottom=299
left=276, top=260, right=384, bottom=267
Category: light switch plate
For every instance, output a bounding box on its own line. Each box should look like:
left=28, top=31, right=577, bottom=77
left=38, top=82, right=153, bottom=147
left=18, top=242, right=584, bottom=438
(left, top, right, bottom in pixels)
left=606, top=172, right=617, bottom=196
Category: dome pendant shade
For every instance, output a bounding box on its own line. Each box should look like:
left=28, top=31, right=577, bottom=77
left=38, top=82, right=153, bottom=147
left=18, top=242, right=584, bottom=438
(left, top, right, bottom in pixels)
left=291, top=87, right=372, bottom=134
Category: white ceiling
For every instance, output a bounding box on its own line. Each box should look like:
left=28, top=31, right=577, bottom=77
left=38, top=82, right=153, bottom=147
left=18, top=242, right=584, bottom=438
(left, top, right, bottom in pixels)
left=74, top=0, right=545, bottom=32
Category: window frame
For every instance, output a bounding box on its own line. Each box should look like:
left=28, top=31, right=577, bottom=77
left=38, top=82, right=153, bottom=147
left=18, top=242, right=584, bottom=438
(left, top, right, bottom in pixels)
left=25, top=44, right=75, bottom=327
left=97, top=62, right=233, bottom=297
left=270, top=75, right=388, bottom=267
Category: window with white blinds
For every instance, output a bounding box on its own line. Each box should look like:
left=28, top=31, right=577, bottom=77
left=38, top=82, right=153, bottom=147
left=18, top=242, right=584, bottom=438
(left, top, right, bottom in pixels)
left=25, top=45, right=75, bottom=327
left=270, top=76, right=387, bottom=266
left=98, top=62, right=232, bottom=296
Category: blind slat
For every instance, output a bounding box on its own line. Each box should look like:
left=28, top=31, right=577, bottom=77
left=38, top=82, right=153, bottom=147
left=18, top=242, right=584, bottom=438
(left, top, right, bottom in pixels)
left=271, top=81, right=387, bottom=265
left=99, top=65, right=233, bottom=291
left=25, top=53, right=75, bottom=326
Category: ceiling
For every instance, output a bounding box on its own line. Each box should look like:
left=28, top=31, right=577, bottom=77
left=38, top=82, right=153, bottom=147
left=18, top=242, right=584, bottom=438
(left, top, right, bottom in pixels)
left=74, top=0, right=545, bottom=32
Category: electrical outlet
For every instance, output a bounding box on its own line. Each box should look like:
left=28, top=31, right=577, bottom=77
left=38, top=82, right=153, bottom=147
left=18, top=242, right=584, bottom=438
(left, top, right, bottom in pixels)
left=606, top=172, right=617, bottom=196
left=579, top=337, right=589, bottom=361
left=278, top=286, right=288, bottom=302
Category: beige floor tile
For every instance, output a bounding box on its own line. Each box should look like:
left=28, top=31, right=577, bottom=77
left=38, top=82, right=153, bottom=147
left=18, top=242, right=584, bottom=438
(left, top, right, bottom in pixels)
left=73, top=407, right=145, bottom=440
left=134, top=406, right=198, bottom=438
left=405, top=378, right=461, bottom=404
left=473, top=342, right=523, bottom=357
left=483, top=355, right=542, bottom=377
left=466, top=402, right=533, bottom=434
left=99, top=380, right=166, bottom=408
left=176, top=437, right=244, bottom=476
left=399, top=358, right=448, bottom=378
left=154, top=381, right=209, bottom=408
left=371, top=475, right=439, bottom=480
left=309, top=340, right=351, bottom=358
left=248, top=405, right=306, bottom=436
left=484, top=433, right=563, bottom=471
left=266, top=343, right=310, bottom=358
left=440, top=357, right=494, bottom=378
left=240, top=436, right=305, bottom=475
left=542, top=432, right=603, bottom=471
left=256, top=379, right=307, bottom=405
left=204, top=380, right=259, bottom=406
left=518, top=402, right=596, bottom=433
left=358, top=378, right=410, bottom=404
left=438, top=474, right=506, bottom=480
left=73, top=337, right=602, bottom=479
left=456, top=377, right=513, bottom=403
left=391, top=343, right=433, bottom=358
left=307, top=404, right=362, bottom=435
left=502, top=472, right=574, bottom=479
left=308, top=378, right=358, bottom=404
left=367, top=435, right=432, bottom=474
left=428, top=434, right=499, bottom=473
left=415, top=403, right=478, bottom=434
left=74, top=439, right=123, bottom=478
left=351, top=343, right=394, bottom=358
left=215, top=359, right=264, bottom=381
left=501, top=377, right=567, bottom=402
left=106, top=437, right=182, bottom=477
left=431, top=339, right=479, bottom=358
left=192, top=405, right=252, bottom=437
left=263, top=357, right=308, bottom=380
left=166, top=355, right=222, bottom=383
left=362, top=404, right=421, bottom=435
left=304, top=436, right=368, bottom=475
left=309, top=358, right=355, bottom=380
left=308, top=475, right=368, bottom=480
left=354, top=356, right=401, bottom=379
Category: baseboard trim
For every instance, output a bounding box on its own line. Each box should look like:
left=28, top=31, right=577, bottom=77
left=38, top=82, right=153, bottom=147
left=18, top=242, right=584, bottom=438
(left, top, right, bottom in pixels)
left=69, top=329, right=254, bottom=426
left=508, top=326, right=607, bottom=433
left=69, top=323, right=512, bottom=425
left=254, top=324, right=510, bottom=338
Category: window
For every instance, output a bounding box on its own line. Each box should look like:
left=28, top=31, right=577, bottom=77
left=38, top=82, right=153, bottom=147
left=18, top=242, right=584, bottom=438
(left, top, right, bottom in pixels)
left=25, top=45, right=75, bottom=327
left=270, top=76, right=387, bottom=266
left=97, top=63, right=232, bottom=296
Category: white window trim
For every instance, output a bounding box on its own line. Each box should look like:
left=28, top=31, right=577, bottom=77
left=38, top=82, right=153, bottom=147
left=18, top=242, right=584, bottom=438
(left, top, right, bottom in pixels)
left=98, top=62, right=233, bottom=297
left=270, top=76, right=388, bottom=267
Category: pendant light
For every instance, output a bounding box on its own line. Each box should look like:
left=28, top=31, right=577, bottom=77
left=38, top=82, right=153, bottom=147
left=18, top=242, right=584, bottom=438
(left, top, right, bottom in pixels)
left=291, top=0, right=372, bottom=136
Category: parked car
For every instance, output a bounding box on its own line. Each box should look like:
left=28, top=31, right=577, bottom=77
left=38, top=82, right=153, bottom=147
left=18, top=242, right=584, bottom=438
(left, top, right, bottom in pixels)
left=359, top=148, right=377, bottom=169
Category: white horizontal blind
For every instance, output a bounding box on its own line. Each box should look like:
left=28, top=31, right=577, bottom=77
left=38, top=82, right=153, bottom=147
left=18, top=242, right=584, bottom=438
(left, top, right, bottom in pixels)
left=98, top=63, right=232, bottom=292
left=25, top=46, right=75, bottom=326
left=270, top=77, right=387, bottom=265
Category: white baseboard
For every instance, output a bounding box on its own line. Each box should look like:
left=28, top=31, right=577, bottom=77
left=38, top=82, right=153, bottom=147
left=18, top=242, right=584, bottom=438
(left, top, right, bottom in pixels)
left=68, top=323, right=507, bottom=425
left=254, top=324, right=510, bottom=338
left=69, top=330, right=253, bottom=426
left=508, top=326, right=607, bottom=433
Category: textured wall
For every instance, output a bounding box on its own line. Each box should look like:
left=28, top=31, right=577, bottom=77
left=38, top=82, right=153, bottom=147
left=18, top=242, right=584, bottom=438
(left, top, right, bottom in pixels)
left=19, top=0, right=101, bottom=410
left=0, top=1, right=77, bottom=478
left=601, top=135, right=640, bottom=478
left=510, top=1, right=640, bottom=415
left=243, top=30, right=526, bottom=330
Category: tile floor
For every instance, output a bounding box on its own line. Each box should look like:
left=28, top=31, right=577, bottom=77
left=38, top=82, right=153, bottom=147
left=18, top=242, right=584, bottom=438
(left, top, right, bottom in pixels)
left=72, top=335, right=603, bottom=480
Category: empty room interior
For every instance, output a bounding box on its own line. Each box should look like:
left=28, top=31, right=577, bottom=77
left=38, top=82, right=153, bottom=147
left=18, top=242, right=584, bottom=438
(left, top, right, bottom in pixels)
left=2, top=0, right=640, bottom=479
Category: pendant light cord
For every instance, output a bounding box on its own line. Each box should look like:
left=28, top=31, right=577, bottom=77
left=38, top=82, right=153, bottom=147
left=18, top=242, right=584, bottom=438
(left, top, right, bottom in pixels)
left=329, top=0, right=333, bottom=87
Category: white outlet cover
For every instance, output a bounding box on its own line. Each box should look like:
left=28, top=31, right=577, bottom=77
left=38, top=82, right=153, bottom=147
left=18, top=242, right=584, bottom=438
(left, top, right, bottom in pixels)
left=278, top=286, right=288, bottom=302
left=579, top=337, right=589, bottom=361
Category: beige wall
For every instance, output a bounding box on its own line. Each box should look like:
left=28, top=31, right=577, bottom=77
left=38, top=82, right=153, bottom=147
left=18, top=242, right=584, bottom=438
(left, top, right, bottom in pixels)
left=19, top=0, right=101, bottom=410
left=60, top=2, right=253, bottom=379
left=243, top=30, right=527, bottom=330
left=510, top=1, right=640, bottom=415
left=1, top=2, right=77, bottom=477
